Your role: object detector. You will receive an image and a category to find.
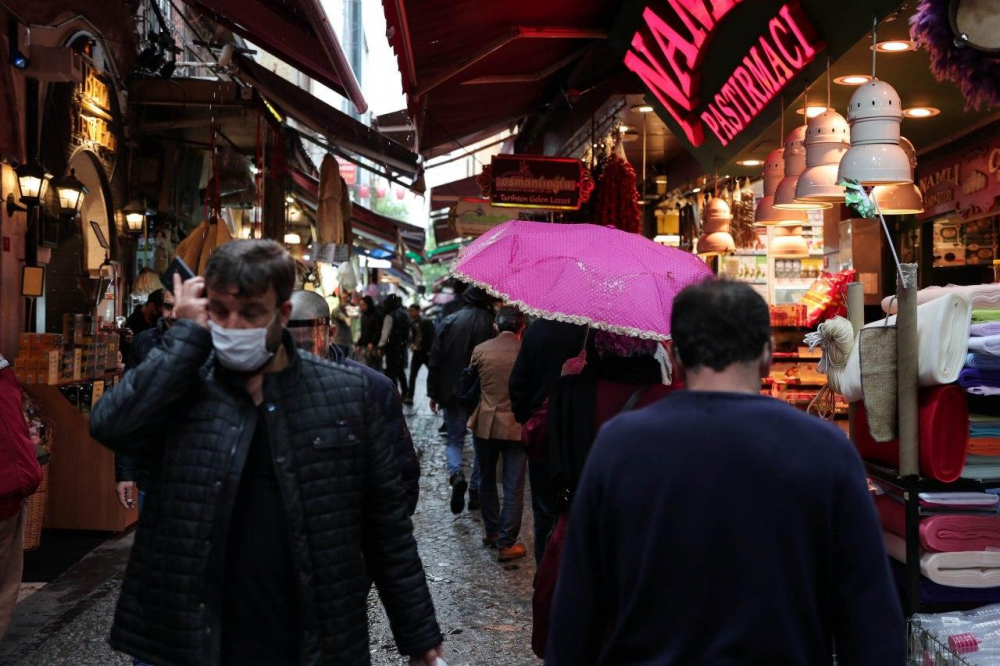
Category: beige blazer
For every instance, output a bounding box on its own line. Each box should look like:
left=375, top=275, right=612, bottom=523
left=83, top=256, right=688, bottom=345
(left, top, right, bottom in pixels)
left=467, top=332, right=522, bottom=442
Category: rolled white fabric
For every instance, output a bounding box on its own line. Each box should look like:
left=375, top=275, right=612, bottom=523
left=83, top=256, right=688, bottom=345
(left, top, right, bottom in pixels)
left=840, top=293, right=972, bottom=402
left=885, top=532, right=1000, bottom=588
left=882, top=284, right=1000, bottom=313
left=969, top=335, right=1000, bottom=357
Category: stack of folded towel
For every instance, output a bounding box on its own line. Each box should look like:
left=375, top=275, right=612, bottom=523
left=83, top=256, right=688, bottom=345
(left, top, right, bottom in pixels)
left=873, top=485, right=1000, bottom=602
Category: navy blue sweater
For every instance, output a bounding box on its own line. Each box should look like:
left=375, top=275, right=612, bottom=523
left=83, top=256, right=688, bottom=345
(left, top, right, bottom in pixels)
left=547, top=391, right=904, bottom=666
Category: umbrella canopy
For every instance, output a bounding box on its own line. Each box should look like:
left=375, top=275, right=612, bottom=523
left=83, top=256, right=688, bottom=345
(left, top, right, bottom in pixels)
left=451, top=221, right=713, bottom=340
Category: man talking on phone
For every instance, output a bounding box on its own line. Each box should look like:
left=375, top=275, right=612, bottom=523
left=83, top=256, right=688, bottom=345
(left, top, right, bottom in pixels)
left=90, top=240, right=443, bottom=666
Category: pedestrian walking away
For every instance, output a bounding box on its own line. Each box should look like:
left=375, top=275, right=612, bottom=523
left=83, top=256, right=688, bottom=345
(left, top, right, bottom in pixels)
left=89, top=240, right=443, bottom=666
left=509, top=319, right=588, bottom=564
left=357, top=295, right=383, bottom=371
left=427, top=286, right=496, bottom=515
left=379, top=293, right=411, bottom=396
left=290, top=289, right=420, bottom=515
left=468, top=307, right=528, bottom=562
left=531, top=327, right=675, bottom=657
left=546, top=281, right=904, bottom=665
left=330, top=290, right=354, bottom=360
left=407, top=303, right=435, bottom=407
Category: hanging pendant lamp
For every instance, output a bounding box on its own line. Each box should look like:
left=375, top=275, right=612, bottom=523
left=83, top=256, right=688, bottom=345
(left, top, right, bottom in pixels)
left=838, top=79, right=912, bottom=185
left=770, top=224, right=810, bottom=257
left=795, top=109, right=851, bottom=202
left=755, top=148, right=808, bottom=225
left=698, top=195, right=736, bottom=255
left=871, top=137, right=924, bottom=214
left=774, top=125, right=832, bottom=210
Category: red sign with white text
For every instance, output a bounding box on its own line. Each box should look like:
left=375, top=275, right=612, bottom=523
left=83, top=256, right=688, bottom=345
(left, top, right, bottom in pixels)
left=624, top=0, right=823, bottom=148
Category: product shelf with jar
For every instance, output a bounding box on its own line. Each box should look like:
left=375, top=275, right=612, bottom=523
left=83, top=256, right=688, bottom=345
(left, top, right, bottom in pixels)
left=766, top=219, right=826, bottom=305
left=13, top=314, right=135, bottom=533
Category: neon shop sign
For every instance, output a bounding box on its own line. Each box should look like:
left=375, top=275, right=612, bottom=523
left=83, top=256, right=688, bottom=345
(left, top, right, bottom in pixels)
left=624, top=0, right=824, bottom=147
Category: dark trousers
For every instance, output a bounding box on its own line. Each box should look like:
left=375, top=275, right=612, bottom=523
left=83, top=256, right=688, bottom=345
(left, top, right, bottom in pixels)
left=383, top=349, right=408, bottom=394
left=408, top=350, right=429, bottom=398
left=528, top=458, right=558, bottom=565
left=473, top=437, right=527, bottom=548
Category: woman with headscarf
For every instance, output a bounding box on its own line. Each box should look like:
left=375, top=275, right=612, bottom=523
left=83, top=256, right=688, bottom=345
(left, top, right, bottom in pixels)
left=532, top=330, right=677, bottom=658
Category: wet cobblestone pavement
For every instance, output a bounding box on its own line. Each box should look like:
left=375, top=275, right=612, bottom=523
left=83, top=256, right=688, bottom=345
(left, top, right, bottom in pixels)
left=370, top=397, right=538, bottom=665
left=1, top=372, right=540, bottom=665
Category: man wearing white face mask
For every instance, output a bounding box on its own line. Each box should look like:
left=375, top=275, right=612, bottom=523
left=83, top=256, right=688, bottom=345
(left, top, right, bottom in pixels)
left=90, top=240, right=444, bottom=666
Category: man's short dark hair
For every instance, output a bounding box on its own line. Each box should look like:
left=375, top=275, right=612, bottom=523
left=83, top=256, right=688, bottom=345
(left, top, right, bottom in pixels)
left=361, top=295, right=375, bottom=309
left=408, top=303, right=421, bottom=311
left=146, top=289, right=164, bottom=308
left=671, top=281, right=770, bottom=372
left=496, top=306, right=525, bottom=334
left=205, top=240, right=296, bottom=304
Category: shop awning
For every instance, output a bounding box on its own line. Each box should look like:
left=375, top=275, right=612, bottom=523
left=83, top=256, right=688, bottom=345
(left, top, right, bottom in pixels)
left=430, top=174, right=482, bottom=212
left=237, top=55, right=420, bottom=180
left=189, top=0, right=366, bottom=113
left=289, top=165, right=425, bottom=255
left=381, top=0, right=615, bottom=157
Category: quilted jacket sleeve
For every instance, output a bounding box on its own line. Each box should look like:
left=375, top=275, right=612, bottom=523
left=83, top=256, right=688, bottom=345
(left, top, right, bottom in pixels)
left=381, top=384, right=420, bottom=515
left=90, top=321, right=212, bottom=456
left=361, top=390, right=442, bottom=656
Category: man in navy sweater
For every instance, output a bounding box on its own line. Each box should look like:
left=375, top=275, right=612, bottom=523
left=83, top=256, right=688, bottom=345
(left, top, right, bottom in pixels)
left=547, top=281, right=904, bottom=665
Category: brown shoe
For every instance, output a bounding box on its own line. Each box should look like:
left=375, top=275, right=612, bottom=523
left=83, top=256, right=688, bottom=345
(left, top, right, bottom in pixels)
left=497, top=543, right=527, bottom=562
left=482, top=533, right=499, bottom=548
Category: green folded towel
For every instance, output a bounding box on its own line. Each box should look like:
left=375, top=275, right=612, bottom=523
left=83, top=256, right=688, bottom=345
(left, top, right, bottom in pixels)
left=973, top=309, right=1000, bottom=324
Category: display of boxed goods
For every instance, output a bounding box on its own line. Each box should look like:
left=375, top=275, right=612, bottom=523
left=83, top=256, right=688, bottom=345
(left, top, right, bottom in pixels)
left=13, top=318, right=118, bottom=387
left=769, top=304, right=807, bottom=327
left=13, top=334, right=66, bottom=385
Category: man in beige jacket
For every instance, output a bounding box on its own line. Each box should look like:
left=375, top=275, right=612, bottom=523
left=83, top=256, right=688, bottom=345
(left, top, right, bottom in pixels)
left=468, top=307, right=528, bottom=562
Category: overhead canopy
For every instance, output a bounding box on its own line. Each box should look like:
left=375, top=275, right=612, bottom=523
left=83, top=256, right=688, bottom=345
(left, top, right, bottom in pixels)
left=381, top=0, right=619, bottom=157
left=189, top=0, right=366, bottom=113
left=289, top=165, right=425, bottom=254
left=429, top=175, right=483, bottom=211
left=237, top=56, right=420, bottom=180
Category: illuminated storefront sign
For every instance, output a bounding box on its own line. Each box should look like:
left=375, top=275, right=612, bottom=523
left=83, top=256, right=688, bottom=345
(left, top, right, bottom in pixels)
left=623, top=0, right=823, bottom=147
left=72, top=64, right=116, bottom=156
left=477, top=155, right=595, bottom=211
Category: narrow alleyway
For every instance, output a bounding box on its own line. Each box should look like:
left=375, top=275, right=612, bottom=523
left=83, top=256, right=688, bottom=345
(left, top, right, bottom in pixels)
left=0, top=371, right=540, bottom=665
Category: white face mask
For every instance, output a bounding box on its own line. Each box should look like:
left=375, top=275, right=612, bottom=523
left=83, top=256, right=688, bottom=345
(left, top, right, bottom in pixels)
left=208, top=316, right=276, bottom=372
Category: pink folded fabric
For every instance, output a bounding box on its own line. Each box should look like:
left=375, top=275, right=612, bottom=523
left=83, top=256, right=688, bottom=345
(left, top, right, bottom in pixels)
left=874, top=495, right=1000, bottom=552
left=922, top=515, right=1000, bottom=552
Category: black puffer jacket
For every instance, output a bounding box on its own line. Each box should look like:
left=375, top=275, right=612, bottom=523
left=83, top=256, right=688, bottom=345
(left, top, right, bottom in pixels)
left=427, top=289, right=496, bottom=409
left=90, top=321, right=441, bottom=666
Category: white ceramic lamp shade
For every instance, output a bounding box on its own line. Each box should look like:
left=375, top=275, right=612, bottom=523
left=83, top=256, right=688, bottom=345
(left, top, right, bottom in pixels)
left=770, top=224, right=809, bottom=257
left=774, top=125, right=831, bottom=210
left=795, top=109, right=851, bottom=203
left=871, top=137, right=924, bottom=214
left=755, top=148, right=809, bottom=226
left=838, top=79, right=912, bottom=185
left=698, top=196, right=736, bottom=254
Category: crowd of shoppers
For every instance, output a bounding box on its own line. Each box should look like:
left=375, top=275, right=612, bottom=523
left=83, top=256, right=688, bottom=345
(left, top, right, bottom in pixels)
left=0, top=238, right=906, bottom=664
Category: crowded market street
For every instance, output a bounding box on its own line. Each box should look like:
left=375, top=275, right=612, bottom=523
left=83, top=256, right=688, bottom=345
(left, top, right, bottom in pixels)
left=7, top=0, right=1000, bottom=663
left=0, top=374, right=537, bottom=665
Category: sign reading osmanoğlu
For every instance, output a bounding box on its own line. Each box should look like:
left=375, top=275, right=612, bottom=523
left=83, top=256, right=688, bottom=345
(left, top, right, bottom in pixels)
left=478, top=154, right=594, bottom=211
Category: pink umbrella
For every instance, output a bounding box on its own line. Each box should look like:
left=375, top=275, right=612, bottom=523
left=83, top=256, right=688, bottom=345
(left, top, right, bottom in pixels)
left=451, top=221, right=714, bottom=340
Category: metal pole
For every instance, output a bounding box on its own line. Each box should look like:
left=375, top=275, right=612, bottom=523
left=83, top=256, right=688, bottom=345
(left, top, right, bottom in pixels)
left=846, top=282, right=864, bottom=442
left=897, top=263, right=919, bottom=477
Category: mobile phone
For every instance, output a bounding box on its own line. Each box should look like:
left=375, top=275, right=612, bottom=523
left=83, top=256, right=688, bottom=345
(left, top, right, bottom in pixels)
left=161, top=257, right=196, bottom=290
